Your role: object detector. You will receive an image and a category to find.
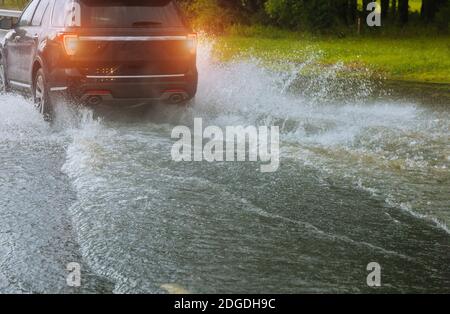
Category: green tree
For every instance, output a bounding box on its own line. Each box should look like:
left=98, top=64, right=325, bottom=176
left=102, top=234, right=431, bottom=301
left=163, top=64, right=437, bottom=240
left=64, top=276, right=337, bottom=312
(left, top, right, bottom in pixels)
left=381, top=0, right=390, bottom=18
left=264, top=0, right=304, bottom=29
left=265, top=0, right=355, bottom=31
left=421, top=0, right=449, bottom=23
left=348, top=0, right=358, bottom=23
left=398, top=0, right=409, bottom=24
left=391, top=0, right=397, bottom=18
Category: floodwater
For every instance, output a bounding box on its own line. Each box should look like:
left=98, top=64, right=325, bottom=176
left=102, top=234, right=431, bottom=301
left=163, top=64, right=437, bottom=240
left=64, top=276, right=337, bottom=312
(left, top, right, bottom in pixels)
left=0, top=42, right=449, bottom=293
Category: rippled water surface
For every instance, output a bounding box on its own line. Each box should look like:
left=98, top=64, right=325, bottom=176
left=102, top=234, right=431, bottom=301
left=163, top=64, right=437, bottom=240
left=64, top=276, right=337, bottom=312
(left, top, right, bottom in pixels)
left=1, top=43, right=449, bottom=293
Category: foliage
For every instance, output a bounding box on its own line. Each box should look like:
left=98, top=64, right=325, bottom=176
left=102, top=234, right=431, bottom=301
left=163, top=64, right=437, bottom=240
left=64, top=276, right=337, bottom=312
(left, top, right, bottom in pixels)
left=0, top=0, right=27, bottom=9
left=179, top=0, right=239, bottom=33
left=1, top=0, right=447, bottom=34
left=178, top=0, right=448, bottom=34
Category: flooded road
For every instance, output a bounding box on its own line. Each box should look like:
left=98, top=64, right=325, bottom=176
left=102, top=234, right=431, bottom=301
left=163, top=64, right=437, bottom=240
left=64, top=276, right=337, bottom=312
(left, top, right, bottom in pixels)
left=1, top=43, right=449, bottom=293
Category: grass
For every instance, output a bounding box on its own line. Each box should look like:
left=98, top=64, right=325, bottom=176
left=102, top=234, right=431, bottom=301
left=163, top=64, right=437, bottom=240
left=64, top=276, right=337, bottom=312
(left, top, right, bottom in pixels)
left=214, top=27, right=450, bottom=84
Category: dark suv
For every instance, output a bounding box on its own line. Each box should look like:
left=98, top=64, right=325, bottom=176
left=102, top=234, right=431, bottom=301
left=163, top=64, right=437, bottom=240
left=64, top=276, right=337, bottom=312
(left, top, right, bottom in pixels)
left=0, top=0, right=198, bottom=119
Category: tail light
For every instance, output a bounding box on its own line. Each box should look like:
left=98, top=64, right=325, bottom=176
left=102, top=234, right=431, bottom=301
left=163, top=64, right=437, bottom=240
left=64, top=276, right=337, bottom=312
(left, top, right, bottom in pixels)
left=57, top=33, right=79, bottom=56
left=187, top=33, right=197, bottom=55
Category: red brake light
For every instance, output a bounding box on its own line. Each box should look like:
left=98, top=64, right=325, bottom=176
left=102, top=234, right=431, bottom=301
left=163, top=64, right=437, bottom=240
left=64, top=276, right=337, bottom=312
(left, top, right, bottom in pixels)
left=57, top=33, right=79, bottom=56
left=187, top=33, right=197, bottom=55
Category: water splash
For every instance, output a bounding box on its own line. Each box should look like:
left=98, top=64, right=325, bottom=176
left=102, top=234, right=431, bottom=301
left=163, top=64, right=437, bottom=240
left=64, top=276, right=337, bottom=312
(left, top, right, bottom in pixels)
left=188, top=39, right=450, bottom=232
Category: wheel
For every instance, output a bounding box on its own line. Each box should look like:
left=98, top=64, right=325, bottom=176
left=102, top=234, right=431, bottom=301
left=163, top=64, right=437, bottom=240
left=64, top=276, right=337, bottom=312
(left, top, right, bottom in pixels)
left=0, top=61, right=9, bottom=93
left=180, top=95, right=195, bottom=107
left=33, top=69, right=53, bottom=121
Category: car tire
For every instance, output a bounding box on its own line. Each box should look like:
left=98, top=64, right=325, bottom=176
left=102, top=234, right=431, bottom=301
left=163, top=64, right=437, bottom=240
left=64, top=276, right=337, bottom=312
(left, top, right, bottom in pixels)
left=33, top=68, right=53, bottom=121
left=0, top=61, right=9, bottom=93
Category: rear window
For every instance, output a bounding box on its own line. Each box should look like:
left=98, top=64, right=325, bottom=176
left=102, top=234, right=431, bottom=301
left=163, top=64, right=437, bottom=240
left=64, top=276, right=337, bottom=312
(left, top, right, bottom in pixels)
left=52, top=0, right=80, bottom=27
left=52, top=0, right=184, bottom=28
left=53, top=0, right=183, bottom=28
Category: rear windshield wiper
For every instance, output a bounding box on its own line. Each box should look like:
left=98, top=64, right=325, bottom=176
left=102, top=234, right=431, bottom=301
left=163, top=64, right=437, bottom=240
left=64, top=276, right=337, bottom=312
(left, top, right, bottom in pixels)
left=132, top=21, right=162, bottom=27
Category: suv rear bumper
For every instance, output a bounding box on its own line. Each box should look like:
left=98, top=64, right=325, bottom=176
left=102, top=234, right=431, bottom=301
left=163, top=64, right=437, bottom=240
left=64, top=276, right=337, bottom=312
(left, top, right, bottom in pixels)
left=48, top=68, right=198, bottom=105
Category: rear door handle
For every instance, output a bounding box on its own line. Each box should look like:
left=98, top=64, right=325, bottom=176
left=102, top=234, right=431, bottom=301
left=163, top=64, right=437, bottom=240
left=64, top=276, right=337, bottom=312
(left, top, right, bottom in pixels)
left=33, top=35, right=39, bottom=39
